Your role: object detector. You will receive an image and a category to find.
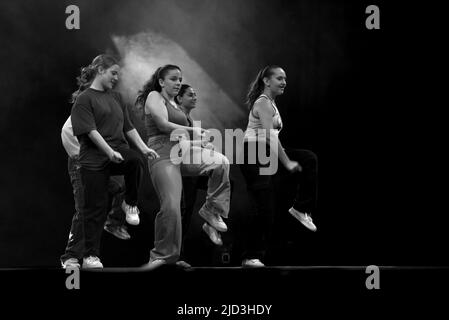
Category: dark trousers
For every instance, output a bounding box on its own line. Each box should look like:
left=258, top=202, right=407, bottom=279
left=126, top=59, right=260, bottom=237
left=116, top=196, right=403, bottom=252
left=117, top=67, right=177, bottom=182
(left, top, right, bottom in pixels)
left=79, top=148, right=143, bottom=257
left=60, top=157, right=127, bottom=262
left=181, top=176, right=208, bottom=238
left=181, top=177, right=235, bottom=237
left=239, top=141, right=318, bottom=260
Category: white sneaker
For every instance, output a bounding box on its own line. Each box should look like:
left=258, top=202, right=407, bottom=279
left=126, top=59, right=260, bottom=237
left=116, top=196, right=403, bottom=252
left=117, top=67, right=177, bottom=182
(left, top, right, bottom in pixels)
left=61, top=258, right=80, bottom=269
left=199, top=210, right=227, bottom=232
left=82, top=256, right=103, bottom=269
left=289, top=207, right=317, bottom=231
left=242, top=259, right=265, bottom=268
left=202, top=223, right=223, bottom=246
left=122, top=201, right=140, bottom=225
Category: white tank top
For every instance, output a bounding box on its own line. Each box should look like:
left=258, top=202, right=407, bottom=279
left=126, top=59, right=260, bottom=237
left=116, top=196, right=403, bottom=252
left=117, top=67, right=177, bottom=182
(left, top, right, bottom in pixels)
left=244, top=94, right=283, bottom=142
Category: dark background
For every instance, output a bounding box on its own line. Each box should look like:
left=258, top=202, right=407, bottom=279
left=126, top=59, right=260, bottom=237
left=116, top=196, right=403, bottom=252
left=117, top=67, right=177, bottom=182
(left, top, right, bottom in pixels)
left=0, top=0, right=444, bottom=268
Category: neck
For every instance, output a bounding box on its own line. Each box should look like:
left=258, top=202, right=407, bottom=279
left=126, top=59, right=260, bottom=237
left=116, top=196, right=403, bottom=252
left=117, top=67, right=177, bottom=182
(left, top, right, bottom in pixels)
left=179, top=105, right=191, bottom=115
left=262, top=88, right=275, bottom=101
left=161, top=90, right=174, bottom=102
left=90, top=78, right=105, bottom=91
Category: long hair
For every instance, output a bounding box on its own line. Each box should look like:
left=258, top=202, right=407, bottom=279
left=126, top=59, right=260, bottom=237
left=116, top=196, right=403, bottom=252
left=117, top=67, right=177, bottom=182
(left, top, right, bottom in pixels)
left=245, top=65, right=281, bottom=110
left=70, top=54, right=119, bottom=103
left=135, top=64, right=181, bottom=107
left=174, top=84, right=191, bottom=105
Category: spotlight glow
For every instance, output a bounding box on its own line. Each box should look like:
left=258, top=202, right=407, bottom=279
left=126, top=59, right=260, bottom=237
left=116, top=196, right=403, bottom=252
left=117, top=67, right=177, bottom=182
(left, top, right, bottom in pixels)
left=112, top=31, right=245, bottom=132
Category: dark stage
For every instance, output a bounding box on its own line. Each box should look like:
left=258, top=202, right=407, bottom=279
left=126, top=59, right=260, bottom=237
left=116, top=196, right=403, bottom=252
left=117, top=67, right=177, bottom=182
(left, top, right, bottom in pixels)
left=0, top=0, right=446, bottom=311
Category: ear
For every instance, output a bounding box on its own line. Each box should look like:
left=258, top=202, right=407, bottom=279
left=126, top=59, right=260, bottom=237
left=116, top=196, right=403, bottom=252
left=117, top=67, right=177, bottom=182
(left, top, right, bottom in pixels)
left=97, top=66, right=105, bottom=75
left=158, top=78, right=164, bottom=88
left=263, top=77, right=270, bottom=87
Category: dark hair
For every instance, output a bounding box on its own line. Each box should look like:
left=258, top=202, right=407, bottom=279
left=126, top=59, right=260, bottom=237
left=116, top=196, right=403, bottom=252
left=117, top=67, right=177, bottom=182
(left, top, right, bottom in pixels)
left=174, top=84, right=192, bottom=105
left=245, top=65, right=281, bottom=110
left=70, top=54, right=119, bottom=103
left=135, top=64, right=181, bottom=107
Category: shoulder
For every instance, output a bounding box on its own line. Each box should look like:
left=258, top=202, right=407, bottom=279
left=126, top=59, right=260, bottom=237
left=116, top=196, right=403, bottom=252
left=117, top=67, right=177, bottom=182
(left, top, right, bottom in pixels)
left=146, top=91, right=165, bottom=109
left=253, top=97, right=273, bottom=116
left=74, top=89, right=93, bottom=105
left=147, top=91, right=163, bottom=101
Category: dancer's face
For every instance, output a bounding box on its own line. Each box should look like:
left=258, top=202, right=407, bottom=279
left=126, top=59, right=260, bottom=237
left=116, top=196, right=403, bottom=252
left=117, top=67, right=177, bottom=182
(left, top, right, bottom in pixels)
left=265, top=68, right=287, bottom=96
left=98, top=64, right=120, bottom=90
left=179, top=87, right=197, bottom=110
left=160, top=69, right=182, bottom=97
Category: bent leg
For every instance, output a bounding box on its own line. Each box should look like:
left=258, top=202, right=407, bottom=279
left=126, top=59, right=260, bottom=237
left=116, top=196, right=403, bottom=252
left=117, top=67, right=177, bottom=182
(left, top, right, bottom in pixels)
left=283, top=149, right=318, bottom=214
left=181, top=146, right=231, bottom=218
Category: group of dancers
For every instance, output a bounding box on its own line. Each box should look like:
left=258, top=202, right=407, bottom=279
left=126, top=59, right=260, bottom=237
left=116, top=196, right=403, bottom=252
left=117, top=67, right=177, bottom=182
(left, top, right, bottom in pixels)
left=60, top=54, right=318, bottom=269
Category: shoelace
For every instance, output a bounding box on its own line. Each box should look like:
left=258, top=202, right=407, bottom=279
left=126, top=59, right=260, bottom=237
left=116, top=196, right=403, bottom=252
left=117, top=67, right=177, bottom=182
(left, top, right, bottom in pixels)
left=250, top=259, right=260, bottom=264
left=125, top=206, right=139, bottom=215
left=87, top=256, right=99, bottom=263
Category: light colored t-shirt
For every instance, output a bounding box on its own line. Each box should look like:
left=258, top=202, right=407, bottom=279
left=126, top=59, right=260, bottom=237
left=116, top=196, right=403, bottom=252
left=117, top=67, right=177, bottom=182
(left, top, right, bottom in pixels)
left=61, top=116, right=80, bottom=158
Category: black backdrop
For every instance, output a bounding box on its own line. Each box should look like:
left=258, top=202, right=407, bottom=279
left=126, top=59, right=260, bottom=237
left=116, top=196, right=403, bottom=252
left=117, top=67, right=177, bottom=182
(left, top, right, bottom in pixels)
left=0, top=0, right=445, bottom=268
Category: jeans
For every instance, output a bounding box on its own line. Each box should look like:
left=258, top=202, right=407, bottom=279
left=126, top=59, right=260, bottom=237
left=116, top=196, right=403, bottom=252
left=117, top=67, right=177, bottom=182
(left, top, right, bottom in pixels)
left=60, top=157, right=127, bottom=262
left=239, top=141, right=318, bottom=260
left=147, top=135, right=231, bottom=264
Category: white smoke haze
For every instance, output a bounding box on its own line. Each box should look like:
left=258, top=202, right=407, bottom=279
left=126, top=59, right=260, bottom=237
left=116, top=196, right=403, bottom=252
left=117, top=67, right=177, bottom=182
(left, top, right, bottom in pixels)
left=112, top=31, right=245, bottom=132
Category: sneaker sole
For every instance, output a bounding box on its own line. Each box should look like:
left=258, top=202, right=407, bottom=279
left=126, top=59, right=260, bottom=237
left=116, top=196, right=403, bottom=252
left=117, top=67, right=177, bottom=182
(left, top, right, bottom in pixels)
left=104, top=226, right=131, bottom=240
left=202, top=224, right=223, bottom=246
left=199, top=210, right=227, bottom=232
left=82, top=265, right=103, bottom=269
left=288, top=209, right=317, bottom=232
left=61, top=264, right=80, bottom=269
left=242, top=263, right=265, bottom=268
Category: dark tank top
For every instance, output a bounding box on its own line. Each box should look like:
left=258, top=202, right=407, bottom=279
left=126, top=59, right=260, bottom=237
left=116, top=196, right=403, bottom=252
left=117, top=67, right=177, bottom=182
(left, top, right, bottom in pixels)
left=145, top=91, right=189, bottom=138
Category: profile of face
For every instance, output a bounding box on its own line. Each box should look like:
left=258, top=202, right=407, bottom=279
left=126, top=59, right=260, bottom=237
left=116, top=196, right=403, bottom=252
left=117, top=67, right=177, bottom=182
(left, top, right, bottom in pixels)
left=159, top=68, right=182, bottom=97
left=98, top=64, right=120, bottom=90
left=264, top=68, right=287, bottom=97
left=178, top=87, right=197, bottom=110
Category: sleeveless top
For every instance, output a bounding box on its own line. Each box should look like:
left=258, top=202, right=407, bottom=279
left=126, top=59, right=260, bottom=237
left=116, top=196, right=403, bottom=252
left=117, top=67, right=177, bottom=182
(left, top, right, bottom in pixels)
left=244, top=94, right=283, bottom=142
left=144, top=91, right=189, bottom=138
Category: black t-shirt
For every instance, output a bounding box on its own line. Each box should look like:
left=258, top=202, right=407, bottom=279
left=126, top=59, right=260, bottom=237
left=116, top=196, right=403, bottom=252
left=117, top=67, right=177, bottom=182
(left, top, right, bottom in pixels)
left=71, top=88, right=134, bottom=170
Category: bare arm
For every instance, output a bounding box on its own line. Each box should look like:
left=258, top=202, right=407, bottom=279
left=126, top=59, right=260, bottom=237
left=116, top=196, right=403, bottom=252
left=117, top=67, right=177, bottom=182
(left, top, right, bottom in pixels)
left=145, top=92, right=201, bottom=138
left=254, top=100, right=301, bottom=172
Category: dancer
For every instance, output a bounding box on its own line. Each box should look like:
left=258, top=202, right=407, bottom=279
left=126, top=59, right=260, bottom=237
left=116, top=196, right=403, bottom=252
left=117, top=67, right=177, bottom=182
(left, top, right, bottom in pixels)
left=71, top=54, right=158, bottom=268
left=240, top=65, right=318, bottom=268
left=60, top=116, right=131, bottom=269
left=175, top=84, right=223, bottom=246
left=136, top=65, right=231, bottom=268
